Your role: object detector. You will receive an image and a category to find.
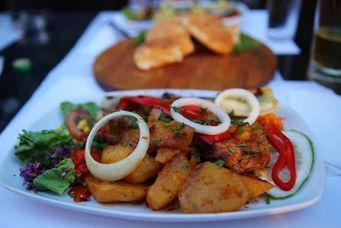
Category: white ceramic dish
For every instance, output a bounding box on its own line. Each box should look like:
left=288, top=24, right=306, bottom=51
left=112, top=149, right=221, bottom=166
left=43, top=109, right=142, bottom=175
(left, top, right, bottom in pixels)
left=0, top=89, right=324, bottom=222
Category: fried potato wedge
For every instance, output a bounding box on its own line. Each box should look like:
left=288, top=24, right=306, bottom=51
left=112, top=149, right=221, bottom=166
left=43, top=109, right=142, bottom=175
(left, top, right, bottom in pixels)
left=86, top=176, right=148, bottom=203
left=124, top=154, right=162, bottom=184
left=147, top=153, right=191, bottom=210
left=101, top=144, right=133, bottom=164
left=179, top=162, right=249, bottom=213
left=149, top=120, right=195, bottom=151
left=155, top=148, right=181, bottom=164
left=240, top=175, right=273, bottom=198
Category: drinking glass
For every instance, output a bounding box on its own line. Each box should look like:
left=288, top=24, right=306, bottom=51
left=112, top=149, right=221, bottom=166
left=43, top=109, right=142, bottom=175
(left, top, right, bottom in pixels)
left=308, top=0, right=341, bottom=93
left=267, top=0, right=302, bottom=39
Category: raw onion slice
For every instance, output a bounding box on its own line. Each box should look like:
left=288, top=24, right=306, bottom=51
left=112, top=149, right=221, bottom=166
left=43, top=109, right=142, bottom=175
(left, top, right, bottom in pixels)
left=170, top=98, right=231, bottom=135
left=214, top=88, right=260, bottom=124
left=85, top=111, right=150, bottom=181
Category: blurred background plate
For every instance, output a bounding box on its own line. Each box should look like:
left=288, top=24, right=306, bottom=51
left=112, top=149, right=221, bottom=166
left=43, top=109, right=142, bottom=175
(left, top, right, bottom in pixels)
left=93, top=37, right=276, bottom=90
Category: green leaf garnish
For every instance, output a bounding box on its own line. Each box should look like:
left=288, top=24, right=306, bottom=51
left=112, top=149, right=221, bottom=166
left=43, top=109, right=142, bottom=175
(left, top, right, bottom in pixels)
left=214, top=159, right=226, bottom=167
left=234, top=34, right=261, bottom=53
left=135, top=32, right=146, bottom=45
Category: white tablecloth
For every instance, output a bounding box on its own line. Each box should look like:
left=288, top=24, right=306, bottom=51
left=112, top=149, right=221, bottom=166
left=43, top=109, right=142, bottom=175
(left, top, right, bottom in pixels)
left=0, top=11, right=340, bottom=228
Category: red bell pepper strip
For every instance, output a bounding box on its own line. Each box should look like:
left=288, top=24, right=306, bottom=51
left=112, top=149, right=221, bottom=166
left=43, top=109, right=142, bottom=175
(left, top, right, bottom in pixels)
left=180, top=105, right=228, bottom=144
left=117, top=96, right=174, bottom=116
left=197, top=131, right=232, bottom=145
left=266, top=127, right=297, bottom=191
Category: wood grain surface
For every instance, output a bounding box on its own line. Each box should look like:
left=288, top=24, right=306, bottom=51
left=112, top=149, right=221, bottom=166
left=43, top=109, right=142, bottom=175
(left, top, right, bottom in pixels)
left=93, top=39, right=276, bottom=91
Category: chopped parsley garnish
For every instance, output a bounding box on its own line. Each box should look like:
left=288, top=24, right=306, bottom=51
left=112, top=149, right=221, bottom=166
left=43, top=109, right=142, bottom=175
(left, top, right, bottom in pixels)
left=182, top=164, right=190, bottom=171
left=232, top=119, right=248, bottom=126
left=228, top=147, right=236, bottom=154
left=171, top=106, right=180, bottom=113
left=237, top=144, right=258, bottom=154
left=159, top=113, right=172, bottom=122
left=134, top=31, right=146, bottom=45
left=214, top=159, right=226, bottom=167
left=194, top=149, right=201, bottom=163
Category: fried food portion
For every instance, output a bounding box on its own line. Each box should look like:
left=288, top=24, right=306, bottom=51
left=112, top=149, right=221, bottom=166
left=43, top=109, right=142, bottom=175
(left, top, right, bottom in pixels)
left=101, top=145, right=133, bottom=164
left=146, top=19, right=186, bottom=41
left=147, top=153, right=191, bottom=210
left=179, top=162, right=249, bottom=213
left=133, top=39, right=183, bottom=70
left=155, top=148, right=181, bottom=164
left=240, top=175, right=273, bottom=199
left=149, top=120, right=195, bottom=152
left=147, top=19, right=194, bottom=56
left=210, top=123, right=271, bottom=173
left=124, top=154, right=162, bottom=184
left=86, top=176, right=148, bottom=203
left=181, top=13, right=233, bottom=54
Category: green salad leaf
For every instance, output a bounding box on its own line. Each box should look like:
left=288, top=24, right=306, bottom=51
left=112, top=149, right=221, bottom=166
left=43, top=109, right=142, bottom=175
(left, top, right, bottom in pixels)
left=234, top=34, right=261, bottom=53
left=33, top=159, right=75, bottom=195
left=122, top=6, right=138, bottom=20
left=60, top=101, right=100, bottom=118
left=135, top=32, right=146, bottom=45
left=14, top=130, right=73, bottom=162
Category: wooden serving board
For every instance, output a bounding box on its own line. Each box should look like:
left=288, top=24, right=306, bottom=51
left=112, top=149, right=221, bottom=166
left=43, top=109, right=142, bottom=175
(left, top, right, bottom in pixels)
left=93, top=38, right=276, bottom=91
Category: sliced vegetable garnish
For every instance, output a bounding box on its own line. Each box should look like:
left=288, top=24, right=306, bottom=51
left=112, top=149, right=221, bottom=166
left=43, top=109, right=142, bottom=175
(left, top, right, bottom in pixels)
left=170, top=98, right=231, bottom=135
left=85, top=111, right=150, bottom=181
left=66, top=108, right=94, bottom=141
left=117, top=96, right=174, bottom=116
left=264, top=130, right=314, bottom=199
left=197, top=131, right=232, bottom=145
left=214, top=88, right=260, bottom=124
left=266, top=127, right=297, bottom=191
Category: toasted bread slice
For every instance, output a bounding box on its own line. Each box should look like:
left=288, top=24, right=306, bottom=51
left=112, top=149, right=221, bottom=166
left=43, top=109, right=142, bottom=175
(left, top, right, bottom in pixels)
left=146, top=19, right=186, bottom=41
left=147, top=19, right=194, bottom=56
left=181, top=13, right=233, bottom=54
left=133, top=39, right=183, bottom=70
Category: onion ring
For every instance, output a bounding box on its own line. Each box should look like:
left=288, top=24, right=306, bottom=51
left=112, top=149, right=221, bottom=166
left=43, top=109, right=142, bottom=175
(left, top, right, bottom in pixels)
left=215, top=88, right=260, bottom=124
left=85, top=111, right=149, bottom=181
left=170, top=98, right=231, bottom=135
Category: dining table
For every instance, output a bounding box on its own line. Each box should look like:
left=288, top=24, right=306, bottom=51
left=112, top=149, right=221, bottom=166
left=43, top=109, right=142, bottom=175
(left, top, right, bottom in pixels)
left=0, top=10, right=341, bottom=228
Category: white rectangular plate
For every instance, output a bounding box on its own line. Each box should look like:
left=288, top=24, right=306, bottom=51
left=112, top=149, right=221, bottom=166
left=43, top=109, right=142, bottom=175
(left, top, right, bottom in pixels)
left=0, top=89, right=324, bottom=222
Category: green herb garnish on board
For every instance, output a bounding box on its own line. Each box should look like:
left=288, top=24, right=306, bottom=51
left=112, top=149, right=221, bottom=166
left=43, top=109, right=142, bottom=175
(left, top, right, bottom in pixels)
left=135, top=32, right=146, bottom=45
left=234, top=34, right=261, bottom=53
left=122, top=7, right=138, bottom=20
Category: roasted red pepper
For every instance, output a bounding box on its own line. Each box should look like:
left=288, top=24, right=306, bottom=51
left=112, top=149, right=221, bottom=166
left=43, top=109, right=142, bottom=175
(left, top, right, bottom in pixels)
left=117, top=96, right=174, bottom=116
left=68, top=186, right=91, bottom=202
left=180, top=105, right=228, bottom=144
left=71, top=149, right=101, bottom=178
left=266, top=127, right=297, bottom=191
left=197, top=131, right=232, bottom=145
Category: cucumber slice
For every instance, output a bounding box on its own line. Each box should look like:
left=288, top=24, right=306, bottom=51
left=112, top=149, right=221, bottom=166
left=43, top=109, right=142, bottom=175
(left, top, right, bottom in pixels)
left=257, top=130, right=314, bottom=199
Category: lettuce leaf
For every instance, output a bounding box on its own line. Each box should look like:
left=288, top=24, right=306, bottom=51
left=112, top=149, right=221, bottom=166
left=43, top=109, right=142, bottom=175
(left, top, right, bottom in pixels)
left=32, top=159, right=75, bottom=195
left=60, top=101, right=100, bottom=118
left=14, top=130, right=73, bottom=162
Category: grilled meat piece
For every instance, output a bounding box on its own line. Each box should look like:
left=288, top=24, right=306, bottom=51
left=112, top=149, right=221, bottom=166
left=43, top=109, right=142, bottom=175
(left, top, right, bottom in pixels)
left=208, top=123, right=271, bottom=174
